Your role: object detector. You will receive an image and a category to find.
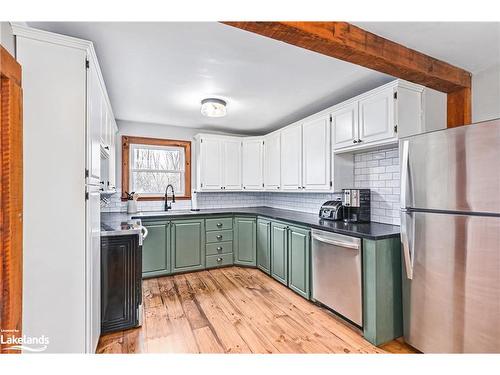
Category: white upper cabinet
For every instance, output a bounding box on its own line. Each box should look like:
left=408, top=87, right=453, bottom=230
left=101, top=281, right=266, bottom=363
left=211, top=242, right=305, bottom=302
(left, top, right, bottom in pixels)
left=332, top=101, right=359, bottom=149
left=108, top=122, right=117, bottom=190
left=87, top=61, right=102, bottom=184
left=222, top=139, right=242, bottom=190
left=199, top=137, right=223, bottom=190
left=194, top=79, right=445, bottom=191
left=331, top=80, right=444, bottom=153
left=302, top=114, right=331, bottom=190
left=242, top=138, right=264, bottom=190
left=280, top=123, right=303, bottom=190
left=358, top=86, right=396, bottom=144
left=263, top=131, right=281, bottom=190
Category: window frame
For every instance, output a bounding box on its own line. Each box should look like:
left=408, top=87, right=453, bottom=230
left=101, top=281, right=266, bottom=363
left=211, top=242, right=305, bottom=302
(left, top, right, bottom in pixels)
left=122, top=136, right=191, bottom=201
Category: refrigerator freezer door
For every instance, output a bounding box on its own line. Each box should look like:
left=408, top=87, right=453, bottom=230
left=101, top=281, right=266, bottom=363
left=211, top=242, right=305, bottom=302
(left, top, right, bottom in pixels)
left=401, top=119, right=500, bottom=214
left=403, top=211, right=500, bottom=353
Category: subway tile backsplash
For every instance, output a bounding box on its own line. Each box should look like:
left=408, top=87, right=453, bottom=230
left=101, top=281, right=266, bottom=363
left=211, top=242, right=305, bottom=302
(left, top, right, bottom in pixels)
left=101, top=145, right=400, bottom=226
left=353, top=146, right=401, bottom=225
left=101, top=190, right=340, bottom=215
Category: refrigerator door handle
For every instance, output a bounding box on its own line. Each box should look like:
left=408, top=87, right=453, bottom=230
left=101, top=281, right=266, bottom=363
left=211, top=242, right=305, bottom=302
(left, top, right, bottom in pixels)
left=401, top=210, right=414, bottom=279
left=400, top=140, right=411, bottom=210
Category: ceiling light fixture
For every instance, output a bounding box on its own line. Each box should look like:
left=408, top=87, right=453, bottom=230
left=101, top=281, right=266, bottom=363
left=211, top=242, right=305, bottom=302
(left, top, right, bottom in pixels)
left=201, top=98, right=227, bottom=118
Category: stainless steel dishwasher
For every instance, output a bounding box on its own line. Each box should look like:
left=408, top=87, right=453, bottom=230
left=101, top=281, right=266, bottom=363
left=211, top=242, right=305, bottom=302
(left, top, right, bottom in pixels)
left=311, top=229, right=362, bottom=326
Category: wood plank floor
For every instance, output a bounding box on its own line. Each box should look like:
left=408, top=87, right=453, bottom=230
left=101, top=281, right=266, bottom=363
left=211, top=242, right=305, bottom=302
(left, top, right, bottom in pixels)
left=96, top=267, right=417, bottom=354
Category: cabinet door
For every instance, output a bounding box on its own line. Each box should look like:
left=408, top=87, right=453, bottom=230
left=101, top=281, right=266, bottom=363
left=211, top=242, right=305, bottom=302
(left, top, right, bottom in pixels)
left=280, top=124, right=302, bottom=190
left=242, top=139, right=264, bottom=190
left=288, top=226, right=310, bottom=299
left=359, top=87, right=396, bottom=144
left=256, top=218, right=271, bottom=274
left=87, top=61, right=101, bottom=184
left=222, top=139, right=242, bottom=190
left=108, top=124, right=116, bottom=189
left=142, top=222, right=170, bottom=278
left=171, top=219, right=205, bottom=273
left=332, top=101, right=359, bottom=150
left=264, top=132, right=281, bottom=190
left=200, top=137, right=222, bottom=190
left=302, top=114, right=331, bottom=190
left=234, top=217, right=257, bottom=266
left=271, top=222, right=288, bottom=285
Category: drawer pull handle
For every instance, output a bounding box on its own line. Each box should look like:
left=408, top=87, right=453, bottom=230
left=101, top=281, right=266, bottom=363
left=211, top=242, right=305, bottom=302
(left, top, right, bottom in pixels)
left=217, top=257, right=223, bottom=263
left=216, top=235, right=223, bottom=240
left=217, top=246, right=223, bottom=251
left=216, top=222, right=223, bottom=227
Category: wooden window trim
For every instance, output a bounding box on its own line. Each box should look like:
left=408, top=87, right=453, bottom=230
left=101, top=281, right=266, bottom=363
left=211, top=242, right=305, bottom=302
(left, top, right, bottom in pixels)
left=122, top=136, right=191, bottom=201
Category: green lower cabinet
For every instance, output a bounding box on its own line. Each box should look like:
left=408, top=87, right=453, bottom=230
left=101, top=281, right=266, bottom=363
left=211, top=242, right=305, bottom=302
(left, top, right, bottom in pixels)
left=142, top=221, right=170, bottom=278
left=171, top=219, right=205, bottom=274
left=270, top=221, right=288, bottom=285
left=362, top=237, right=403, bottom=346
left=234, top=216, right=257, bottom=266
left=287, top=225, right=310, bottom=299
left=256, top=218, right=271, bottom=274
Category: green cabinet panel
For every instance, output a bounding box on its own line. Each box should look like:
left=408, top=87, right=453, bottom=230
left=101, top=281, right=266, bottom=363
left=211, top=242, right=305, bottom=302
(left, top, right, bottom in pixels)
left=287, top=225, right=310, bottom=299
left=206, top=229, right=233, bottom=243
left=270, top=221, right=288, bottom=285
left=206, top=217, right=233, bottom=231
left=171, top=219, right=205, bottom=273
left=256, top=218, right=271, bottom=274
left=142, top=222, right=170, bottom=278
left=234, top=217, right=257, bottom=266
left=362, top=237, right=403, bottom=346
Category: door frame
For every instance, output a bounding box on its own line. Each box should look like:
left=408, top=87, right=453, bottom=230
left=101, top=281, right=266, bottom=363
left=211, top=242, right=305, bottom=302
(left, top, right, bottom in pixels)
left=0, top=45, right=23, bottom=354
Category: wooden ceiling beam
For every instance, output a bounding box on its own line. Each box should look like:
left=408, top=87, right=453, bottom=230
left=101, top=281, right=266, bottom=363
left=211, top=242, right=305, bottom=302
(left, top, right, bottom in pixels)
left=222, top=22, right=472, bottom=126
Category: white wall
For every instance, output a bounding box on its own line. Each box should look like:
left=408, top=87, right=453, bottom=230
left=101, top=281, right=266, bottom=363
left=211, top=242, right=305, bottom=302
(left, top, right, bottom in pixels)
left=472, top=63, right=500, bottom=123
left=0, top=22, right=15, bottom=55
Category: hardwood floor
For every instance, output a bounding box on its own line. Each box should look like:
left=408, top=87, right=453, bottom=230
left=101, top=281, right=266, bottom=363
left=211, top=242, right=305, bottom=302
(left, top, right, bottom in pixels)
left=96, top=267, right=416, bottom=354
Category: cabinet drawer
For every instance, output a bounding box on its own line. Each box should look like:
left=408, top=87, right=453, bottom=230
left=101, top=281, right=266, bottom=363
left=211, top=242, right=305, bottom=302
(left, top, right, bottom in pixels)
left=206, top=230, right=233, bottom=243
left=206, top=241, right=233, bottom=256
left=206, top=253, right=233, bottom=268
left=206, top=217, right=233, bottom=231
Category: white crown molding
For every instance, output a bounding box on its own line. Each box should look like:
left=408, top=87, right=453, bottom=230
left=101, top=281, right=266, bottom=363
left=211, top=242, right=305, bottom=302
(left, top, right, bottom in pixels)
left=11, top=23, right=117, bottom=127
left=11, top=22, right=93, bottom=51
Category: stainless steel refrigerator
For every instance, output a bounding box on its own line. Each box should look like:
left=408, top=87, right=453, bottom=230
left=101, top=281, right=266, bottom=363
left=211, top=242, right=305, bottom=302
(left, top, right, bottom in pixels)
left=400, top=119, right=500, bottom=353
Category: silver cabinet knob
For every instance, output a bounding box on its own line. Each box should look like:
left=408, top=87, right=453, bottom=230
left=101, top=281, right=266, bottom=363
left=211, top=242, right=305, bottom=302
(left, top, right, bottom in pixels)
left=217, top=246, right=223, bottom=252
left=353, top=139, right=358, bottom=144
left=216, top=235, right=223, bottom=240
left=216, top=257, right=223, bottom=263
left=216, top=222, right=223, bottom=227
left=357, top=139, right=362, bottom=143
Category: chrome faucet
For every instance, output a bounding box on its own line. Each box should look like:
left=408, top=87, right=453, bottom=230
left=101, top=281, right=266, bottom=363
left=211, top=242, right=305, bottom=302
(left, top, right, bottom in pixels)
left=164, top=184, right=176, bottom=211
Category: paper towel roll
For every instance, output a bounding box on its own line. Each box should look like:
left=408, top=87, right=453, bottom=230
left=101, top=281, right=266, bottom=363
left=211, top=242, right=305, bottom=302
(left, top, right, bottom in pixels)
left=191, top=190, right=200, bottom=211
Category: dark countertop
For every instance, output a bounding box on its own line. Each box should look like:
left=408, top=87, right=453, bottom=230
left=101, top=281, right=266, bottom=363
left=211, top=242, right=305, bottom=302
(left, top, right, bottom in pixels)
left=101, top=206, right=400, bottom=240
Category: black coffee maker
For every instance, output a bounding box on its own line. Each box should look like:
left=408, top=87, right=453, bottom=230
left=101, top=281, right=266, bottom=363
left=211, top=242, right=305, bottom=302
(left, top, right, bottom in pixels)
left=342, top=189, right=371, bottom=223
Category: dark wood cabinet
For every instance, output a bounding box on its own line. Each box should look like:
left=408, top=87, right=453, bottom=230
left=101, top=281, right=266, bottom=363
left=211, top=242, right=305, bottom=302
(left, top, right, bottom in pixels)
left=101, top=234, right=142, bottom=334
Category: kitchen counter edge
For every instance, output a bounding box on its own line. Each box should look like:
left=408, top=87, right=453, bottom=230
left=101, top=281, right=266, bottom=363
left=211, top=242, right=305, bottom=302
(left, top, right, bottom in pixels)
left=101, top=207, right=400, bottom=240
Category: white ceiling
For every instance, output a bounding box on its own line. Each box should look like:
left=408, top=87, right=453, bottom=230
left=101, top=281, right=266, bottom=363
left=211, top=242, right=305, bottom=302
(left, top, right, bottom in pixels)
left=353, top=22, right=500, bottom=74
left=28, top=22, right=500, bottom=134
left=27, top=22, right=393, bottom=134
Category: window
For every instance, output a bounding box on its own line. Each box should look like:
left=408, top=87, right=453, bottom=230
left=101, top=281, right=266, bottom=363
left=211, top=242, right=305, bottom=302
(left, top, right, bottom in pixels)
left=122, top=136, right=191, bottom=201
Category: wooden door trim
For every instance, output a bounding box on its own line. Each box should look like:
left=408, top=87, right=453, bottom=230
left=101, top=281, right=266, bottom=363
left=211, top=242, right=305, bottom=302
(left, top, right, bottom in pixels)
left=1, top=45, right=23, bottom=354
left=221, top=22, right=472, bottom=127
